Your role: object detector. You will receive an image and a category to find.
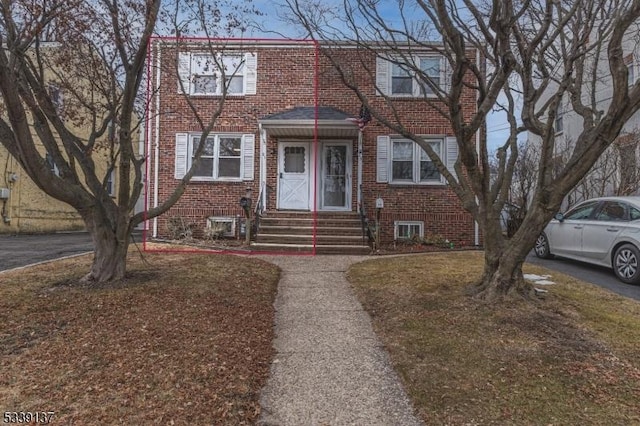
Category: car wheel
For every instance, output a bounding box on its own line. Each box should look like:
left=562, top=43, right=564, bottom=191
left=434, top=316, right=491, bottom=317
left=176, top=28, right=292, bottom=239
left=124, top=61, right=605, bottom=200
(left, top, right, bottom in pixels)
left=534, top=233, right=553, bottom=259
left=613, top=244, right=640, bottom=285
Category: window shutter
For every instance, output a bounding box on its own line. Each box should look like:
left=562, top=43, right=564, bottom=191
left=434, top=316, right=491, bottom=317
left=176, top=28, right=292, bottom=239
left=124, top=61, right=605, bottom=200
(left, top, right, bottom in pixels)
left=446, top=136, right=458, bottom=180
left=242, top=134, right=255, bottom=180
left=177, top=52, right=191, bottom=94
left=376, top=56, right=390, bottom=96
left=377, top=136, right=390, bottom=182
left=244, top=52, right=257, bottom=95
left=175, top=133, right=189, bottom=179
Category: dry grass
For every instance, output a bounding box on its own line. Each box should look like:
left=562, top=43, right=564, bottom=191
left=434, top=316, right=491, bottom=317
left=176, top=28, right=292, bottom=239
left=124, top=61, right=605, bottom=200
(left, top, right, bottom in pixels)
left=347, top=251, right=640, bottom=425
left=0, top=250, right=280, bottom=425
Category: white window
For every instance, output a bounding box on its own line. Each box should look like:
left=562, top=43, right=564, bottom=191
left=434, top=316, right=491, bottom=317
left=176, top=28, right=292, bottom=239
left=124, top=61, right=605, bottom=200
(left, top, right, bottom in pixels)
left=174, top=133, right=255, bottom=181
left=377, top=135, right=457, bottom=185
left=178, top=52, right=257, bottom=96
left=45, top=153, right=60, bottom=176
left=47, top=84, right=63, bottom=111
left=626, top=54, right=636, bottom=86
left=391, top=138, right=442, bottom=184
left=190, top=134, right=241, bottom=179
left=394, top=221, right=424, bottom=240
left=106, top=169, right=115, bottom=196
left=206, top=216, right=236, bottom=238
left=377, top=55, right=446, bottom=97
left=554, top=103, right=563, bottom=134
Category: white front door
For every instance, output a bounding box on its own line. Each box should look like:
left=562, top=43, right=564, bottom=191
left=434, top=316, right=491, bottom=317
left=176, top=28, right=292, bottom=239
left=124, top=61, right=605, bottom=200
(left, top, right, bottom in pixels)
left=278, top=142, right=311, bottom=210
left=320, top=142, right=351, bottom=210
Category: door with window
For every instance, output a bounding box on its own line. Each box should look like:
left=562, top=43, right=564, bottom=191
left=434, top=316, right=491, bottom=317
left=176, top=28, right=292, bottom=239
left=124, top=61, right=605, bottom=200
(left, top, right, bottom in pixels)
left=278, top=142, right=310, bottom=210
left=320, top=142, right=351, bottom=210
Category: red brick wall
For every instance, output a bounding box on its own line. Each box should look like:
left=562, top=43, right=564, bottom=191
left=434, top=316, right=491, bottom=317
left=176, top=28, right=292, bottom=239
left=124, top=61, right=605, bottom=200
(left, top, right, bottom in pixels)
left=148, top=41, right=478, bottom=246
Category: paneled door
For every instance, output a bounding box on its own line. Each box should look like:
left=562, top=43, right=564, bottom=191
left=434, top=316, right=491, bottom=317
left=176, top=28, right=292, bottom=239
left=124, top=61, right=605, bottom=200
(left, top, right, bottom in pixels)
left=278, top=142, right=310, bottom=210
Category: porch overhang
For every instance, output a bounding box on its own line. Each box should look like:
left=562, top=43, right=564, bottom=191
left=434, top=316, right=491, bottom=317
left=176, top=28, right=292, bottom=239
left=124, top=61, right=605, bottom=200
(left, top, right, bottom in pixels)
left=258, top=106, right=359, bottom=138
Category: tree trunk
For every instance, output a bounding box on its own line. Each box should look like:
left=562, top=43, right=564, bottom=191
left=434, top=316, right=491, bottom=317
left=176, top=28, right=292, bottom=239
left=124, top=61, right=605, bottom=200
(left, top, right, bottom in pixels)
left=80, top=208, right=130, bottom=283
left=471, top=248, right=534, bottom=302
left=470, top=203, right=555, bottom=302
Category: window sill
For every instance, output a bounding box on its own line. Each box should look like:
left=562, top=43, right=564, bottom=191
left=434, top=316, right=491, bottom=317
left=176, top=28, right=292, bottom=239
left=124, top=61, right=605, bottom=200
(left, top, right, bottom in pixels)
left=190, top=178, right=246, bottom=183
left=188, top=93, right=247, bottom=98
left=388, top=181, right=446, bottom=187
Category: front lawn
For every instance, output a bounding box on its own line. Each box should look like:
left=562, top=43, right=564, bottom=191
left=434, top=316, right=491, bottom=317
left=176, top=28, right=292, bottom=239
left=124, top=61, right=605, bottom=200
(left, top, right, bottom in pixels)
left=0, top=251, right=280, bottom=424
left=347, top=251, right=640, bottom=425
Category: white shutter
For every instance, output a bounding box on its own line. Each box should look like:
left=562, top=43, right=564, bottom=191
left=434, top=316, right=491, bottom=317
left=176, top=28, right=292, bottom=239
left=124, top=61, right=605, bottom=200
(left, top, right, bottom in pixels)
left=242, top=134, right=255, bottom=180
left=177, top=52, right=191, bottom=94
left=175, top=133, right=189, bottom=179
left=377, top=136, right=390, bottom=182
left=446, top=136, right=458, bottom=180
left=376, top=56, right=390, bottom=96
left=442, top=56, right=451, bottom=93
left=244, top=52, right=257, bottom=95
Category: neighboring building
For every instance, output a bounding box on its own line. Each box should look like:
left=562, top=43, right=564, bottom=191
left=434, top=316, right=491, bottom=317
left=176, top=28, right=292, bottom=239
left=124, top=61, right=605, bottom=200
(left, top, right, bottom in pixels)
left=528, top=30, right=640, bottom=210
left=147, top=39, right=480, bottom=252
left=0, top=42, right=143, bottom=234
left=0, top=147, right=86, bottom=233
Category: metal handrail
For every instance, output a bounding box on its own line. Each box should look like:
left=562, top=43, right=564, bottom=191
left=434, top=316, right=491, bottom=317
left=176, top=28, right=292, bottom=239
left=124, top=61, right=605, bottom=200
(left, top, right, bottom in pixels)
left=358, top=183, right=372, bottom=247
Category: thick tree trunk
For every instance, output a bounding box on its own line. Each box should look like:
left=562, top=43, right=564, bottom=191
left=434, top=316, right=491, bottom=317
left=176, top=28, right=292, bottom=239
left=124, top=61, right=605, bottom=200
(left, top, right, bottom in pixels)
left=80, top=208, right=130, bottom=283
left=471, top=248, right=534, bottom=302
left=469, top=211, right=536, bottom=302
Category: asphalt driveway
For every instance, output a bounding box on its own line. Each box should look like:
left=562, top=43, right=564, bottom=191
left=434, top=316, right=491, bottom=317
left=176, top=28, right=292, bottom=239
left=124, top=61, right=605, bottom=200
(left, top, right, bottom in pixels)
left=0, top=232, right=94, bottom=272
left=526, top=252, right=640, bottom=301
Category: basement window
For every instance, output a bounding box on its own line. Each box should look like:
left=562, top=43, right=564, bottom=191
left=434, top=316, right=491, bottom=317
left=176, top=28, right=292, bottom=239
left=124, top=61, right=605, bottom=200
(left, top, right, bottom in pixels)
left=394, top=221, right=424, bottom=240
left=206, top=216, right=236, bottom=238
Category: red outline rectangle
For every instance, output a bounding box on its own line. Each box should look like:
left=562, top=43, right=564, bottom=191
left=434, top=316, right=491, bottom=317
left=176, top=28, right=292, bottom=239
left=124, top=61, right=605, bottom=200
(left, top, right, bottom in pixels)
left=142, top=37, right=321, bottom=257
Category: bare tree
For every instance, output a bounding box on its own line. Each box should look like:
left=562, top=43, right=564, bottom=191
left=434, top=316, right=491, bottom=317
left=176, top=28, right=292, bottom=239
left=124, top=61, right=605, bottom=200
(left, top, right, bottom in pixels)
left=0, top=0, right=255, bottom=282
left=285, top=0, right=640, bottom=300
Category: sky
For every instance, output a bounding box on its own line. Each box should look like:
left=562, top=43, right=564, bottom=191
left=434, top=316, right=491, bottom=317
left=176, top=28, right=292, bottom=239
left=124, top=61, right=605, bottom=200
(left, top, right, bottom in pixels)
left=244, top=0, right=510, bottom=152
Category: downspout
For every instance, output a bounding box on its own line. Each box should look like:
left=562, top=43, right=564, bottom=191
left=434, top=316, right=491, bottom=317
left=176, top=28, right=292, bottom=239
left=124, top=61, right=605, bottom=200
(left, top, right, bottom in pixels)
left=259, top=123, right=267, bottom=211
left=474, top=47, right=482, bottom=247
left=152, top=42, right=161, bottom=238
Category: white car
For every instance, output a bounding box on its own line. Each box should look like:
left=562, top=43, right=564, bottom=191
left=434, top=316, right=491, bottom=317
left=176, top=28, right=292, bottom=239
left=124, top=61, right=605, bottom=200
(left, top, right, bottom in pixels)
left=534, top=196, right=640, bottom=284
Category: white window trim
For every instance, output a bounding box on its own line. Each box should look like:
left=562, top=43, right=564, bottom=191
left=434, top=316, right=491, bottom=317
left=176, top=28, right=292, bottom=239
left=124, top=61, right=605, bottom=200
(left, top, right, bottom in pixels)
left=554, top=103, right=564, bottom=135
left=107, top=169, right=116, bottom=196
left=207, top=216, right=236, bottom=238
left=188, top=133, right=244, bottom=182
left=45, top=153, right=60, bottom=177
left=390, top=137, right=445, bottom=185
left=385, top=55, right=446, bottom=98
left=183, top=52, right=253, bottom=97
left=394, top=221, right=424, bottom=240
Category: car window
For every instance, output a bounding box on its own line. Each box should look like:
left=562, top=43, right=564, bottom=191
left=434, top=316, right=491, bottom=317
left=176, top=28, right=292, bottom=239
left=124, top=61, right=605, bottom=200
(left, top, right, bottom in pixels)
left=595, top=201, right=628, bottom=221
left=630, top=206, right=640, bottom=221
left=564, top=201, right=599, bottom=220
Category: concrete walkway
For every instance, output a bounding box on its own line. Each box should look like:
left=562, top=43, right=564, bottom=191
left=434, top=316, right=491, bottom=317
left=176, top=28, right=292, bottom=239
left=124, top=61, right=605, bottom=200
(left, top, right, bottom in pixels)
left=257, top=255, right=423, bottom=426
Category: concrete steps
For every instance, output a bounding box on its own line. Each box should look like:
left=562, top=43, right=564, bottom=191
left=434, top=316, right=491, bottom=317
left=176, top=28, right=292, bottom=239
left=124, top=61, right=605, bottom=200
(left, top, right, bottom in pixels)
left=252, top=211, right=370, bottom=255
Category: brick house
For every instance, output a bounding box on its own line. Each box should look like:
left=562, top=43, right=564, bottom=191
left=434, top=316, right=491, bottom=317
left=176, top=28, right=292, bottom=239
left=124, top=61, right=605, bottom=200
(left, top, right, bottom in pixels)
left=147, top=38, right=479, bottom=253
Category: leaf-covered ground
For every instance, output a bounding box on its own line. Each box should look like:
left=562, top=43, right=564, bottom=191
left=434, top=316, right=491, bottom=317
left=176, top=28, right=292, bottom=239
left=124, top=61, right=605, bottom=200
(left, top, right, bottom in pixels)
left=348, top=251, right=640, bottom=425
left=0, top=251, right=280, bottom=424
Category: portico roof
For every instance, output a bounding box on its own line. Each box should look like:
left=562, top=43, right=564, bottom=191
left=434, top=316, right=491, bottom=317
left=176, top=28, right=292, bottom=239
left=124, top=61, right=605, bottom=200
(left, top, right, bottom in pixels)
left=258, top=106, right=359, bottom=138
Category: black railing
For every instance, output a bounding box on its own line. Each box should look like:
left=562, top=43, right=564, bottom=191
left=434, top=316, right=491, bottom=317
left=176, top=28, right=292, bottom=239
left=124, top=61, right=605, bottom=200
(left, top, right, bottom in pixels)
left=358, top=184, right=373, bottom=247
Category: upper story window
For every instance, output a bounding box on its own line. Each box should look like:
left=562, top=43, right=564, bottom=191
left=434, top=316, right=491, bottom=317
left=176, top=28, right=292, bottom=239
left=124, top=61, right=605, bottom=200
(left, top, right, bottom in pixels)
left=554, top=103, right=564, bottom=134
left=625, top=54, right=636, bottom=86
left=377, top=55, right=446, bottom=97
left=178, top=52, right=257, bottom=96
left=45, top=153, right=60, bottom=177
left=47, top=84, right=63, bottom=112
